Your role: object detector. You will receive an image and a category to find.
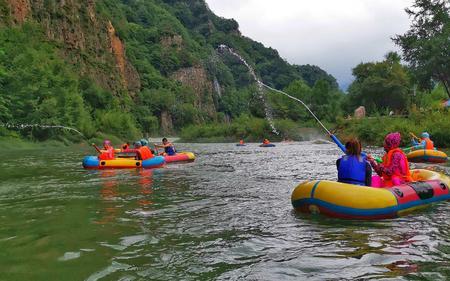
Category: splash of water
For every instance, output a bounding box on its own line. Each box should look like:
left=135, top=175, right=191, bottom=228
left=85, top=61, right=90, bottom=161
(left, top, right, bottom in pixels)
left=217, top=45, right=279, bottom=135
left=0, top=123, right=89, bottom=141
left=217, top=44, right=331, bottom=135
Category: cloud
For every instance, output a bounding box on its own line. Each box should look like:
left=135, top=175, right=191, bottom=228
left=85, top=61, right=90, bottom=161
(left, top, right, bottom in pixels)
left=206, top=0, right=413, bottom=89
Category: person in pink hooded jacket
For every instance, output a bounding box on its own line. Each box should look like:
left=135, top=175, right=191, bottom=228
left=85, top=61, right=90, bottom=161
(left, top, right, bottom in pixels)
left=367, top=132, right=413, bottom=187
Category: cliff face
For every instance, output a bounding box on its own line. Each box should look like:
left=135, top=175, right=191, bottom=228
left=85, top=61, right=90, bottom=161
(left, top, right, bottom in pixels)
left=7, top=0, right=29, bottom=23
left=171, top=65, right=217, bottom=118
left=0, top=0, right=338, bottom=137
left=5, top=0, right=140, bottom=94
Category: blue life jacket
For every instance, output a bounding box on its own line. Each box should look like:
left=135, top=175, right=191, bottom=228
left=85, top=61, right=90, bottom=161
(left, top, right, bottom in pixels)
left=165, top=145, right=176, bottom=156
left=338, top=155, right=367, bottom=186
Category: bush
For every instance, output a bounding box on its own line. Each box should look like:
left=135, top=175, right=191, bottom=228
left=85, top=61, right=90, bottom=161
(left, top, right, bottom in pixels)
left=338, top=110, right=450, bottom=147
left=96, top=110, right=140, bottom=140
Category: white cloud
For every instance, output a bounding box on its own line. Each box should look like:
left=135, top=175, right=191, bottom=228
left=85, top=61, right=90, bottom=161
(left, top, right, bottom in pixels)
left=206, top=0, right=413, bottom=89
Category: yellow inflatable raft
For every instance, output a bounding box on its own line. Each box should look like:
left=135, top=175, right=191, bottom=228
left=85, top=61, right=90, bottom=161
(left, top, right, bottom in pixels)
left=406, top=149, right=448, bottom=163
left=291, top=169, right=450, bottom=220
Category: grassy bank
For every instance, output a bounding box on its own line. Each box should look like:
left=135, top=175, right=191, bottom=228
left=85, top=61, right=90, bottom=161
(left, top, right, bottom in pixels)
left=336, top=110, right=450, bottom=148
left=179, top=115, right=324, bottom=142
left=0, top=137, right=71, bottom=151
left=178, top=110, right=450, bottom=147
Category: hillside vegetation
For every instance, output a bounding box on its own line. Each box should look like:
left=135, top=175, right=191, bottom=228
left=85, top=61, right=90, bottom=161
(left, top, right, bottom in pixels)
left=0, top=0, right=340, bottom=142
left=0, top=0, right=448, bottom=147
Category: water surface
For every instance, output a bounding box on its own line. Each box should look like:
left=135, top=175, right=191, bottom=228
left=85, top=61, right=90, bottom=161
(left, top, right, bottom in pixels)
left=0, top=142, right=449, bottom=280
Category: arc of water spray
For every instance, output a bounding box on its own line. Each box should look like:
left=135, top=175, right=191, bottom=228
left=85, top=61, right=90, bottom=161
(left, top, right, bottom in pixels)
left=217, top=45, right=279, bottom=135
left=259, top=83, right=345, bottom=152
left=217, top=44, right=346, bottom=152
left=0, top=123, right=90, bottom=143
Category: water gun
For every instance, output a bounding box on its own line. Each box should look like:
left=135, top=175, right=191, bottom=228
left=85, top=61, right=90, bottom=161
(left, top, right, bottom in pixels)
left=330, top=134, right=382, bottom=163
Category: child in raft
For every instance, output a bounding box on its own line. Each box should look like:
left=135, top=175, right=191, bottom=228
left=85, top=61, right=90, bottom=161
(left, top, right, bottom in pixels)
left=336, top=138, right=372, bottom=186
left=154, top=138, right=176, bottom=156
left=367, top=132, right=413, bottom=187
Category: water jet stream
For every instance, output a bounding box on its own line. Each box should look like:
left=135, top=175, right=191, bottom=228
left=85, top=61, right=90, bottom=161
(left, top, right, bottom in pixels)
left=217, top=44, right=345, bottom=152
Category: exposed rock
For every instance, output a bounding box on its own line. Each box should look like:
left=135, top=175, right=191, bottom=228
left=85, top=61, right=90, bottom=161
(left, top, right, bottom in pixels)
left=6, top=0, right=141, bottom=94
left=354, top=106, right=366, bottom=119
left=160, top=35, right=183, bottom=51
left=160, top=110, right=174, bottom=135
left=106, top=21, right=140, bottom=93
left=7, top=0, right=30, bottom=23
left=107, top=21, right=127, bottom=86
left=86, top=0, right=96, bottom=22
left=171, top=65, right=216, bottom=118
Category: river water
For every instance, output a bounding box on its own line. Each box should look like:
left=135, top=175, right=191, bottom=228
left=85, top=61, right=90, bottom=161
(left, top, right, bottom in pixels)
left=0, top=142, right=449, bottom=281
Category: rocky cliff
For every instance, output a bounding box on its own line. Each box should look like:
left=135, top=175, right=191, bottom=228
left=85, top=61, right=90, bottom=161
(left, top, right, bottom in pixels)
left=4, top=0, right=140, bottom=94
left=0, top=0, right=338, bottom=137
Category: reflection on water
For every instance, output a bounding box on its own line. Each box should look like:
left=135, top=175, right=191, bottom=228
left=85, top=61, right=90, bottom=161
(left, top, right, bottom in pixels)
left=0, top=142, right=448, bottom=280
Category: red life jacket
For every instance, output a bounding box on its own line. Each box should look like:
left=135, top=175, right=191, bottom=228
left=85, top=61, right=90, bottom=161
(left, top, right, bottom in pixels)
left=381, top=148, right=413, bottom=186
left=137, top=146, right=153, bottom=160
left=99, top=146, right=115, bottom=160
left=423, top=138, right=434, bottom=150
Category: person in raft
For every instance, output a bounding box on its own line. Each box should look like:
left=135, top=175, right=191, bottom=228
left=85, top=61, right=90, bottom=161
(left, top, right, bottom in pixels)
left=121, top=142, right=131, bottom=150
left=336, top=138, right=372, bottom=186
left=262, top=139, right=270, bottom=145
left=411, top=132, right=435, bottom=150
left=98, top=140, right=115, bottom=160
left=140, top=138, right=150, bottom=147
left=154, top=138, right=176, bottom=156
left=134, top=141, right=153, bottom=160
left=239, top=139, right=245, bottom=145
left=367, top=132, right=413, bottom=187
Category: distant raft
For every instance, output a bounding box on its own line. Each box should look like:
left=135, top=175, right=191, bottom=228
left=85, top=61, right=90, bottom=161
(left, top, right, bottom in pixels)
left=291, top=169, right=450, bottom=220
left=83, top=156, right=165, bottom=169
left=406, top=149, right=448, bottom=163
left=260, top=144, right=276, bottom=147
left=164, top=152, right=196, bottom=163
left=236, top=144, right=246, bottom=146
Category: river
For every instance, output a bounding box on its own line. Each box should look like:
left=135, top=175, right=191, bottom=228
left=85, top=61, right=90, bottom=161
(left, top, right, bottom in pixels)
left=0, top=142, right=449, bottom=280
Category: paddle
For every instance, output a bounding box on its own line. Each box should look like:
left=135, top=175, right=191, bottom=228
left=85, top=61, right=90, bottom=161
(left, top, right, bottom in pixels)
left=92, top=143, right=102, bottom=154
left=402, top=132, right=421, bottom=153
left=409, top=132, right=420, bottom=141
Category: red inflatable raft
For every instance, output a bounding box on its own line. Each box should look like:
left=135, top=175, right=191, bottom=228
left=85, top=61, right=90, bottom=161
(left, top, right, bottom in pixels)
left=164, top=152, right=196, bottom=163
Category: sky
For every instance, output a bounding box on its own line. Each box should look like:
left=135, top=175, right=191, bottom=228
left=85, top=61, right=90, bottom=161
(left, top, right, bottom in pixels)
left=205, top=0, right=414, bottom=90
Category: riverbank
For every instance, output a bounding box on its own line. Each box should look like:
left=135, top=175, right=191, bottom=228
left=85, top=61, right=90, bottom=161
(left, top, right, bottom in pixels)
left=336, top=111, right=450, bottom=148
left=179, top=115, right=326, bottom=143
left=2, top=110, right=448, bottom=148
left=0, top=137, right=69, bottom=150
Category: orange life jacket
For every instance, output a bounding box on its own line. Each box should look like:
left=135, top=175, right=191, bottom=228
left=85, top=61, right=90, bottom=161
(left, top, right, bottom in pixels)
left=99, top=146, right=115, bottom=160
left=137, top=146, right=153, bottom=160
left=423, top=138, right=434, bottom=150
left=381, top=148, right=413, bottom=186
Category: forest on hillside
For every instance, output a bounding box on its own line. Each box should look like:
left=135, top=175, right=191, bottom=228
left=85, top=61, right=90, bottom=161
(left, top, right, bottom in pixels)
left=0, top=0, right=448, bottom=145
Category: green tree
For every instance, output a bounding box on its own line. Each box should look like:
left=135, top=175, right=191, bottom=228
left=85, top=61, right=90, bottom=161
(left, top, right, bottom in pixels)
left=271, top=80, right=312, bottom=121
left=346, top=53, right=411, bottom=114
left=393, top=0, right=450, bottom=97
left=311, top=79, right=342, bottom=121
